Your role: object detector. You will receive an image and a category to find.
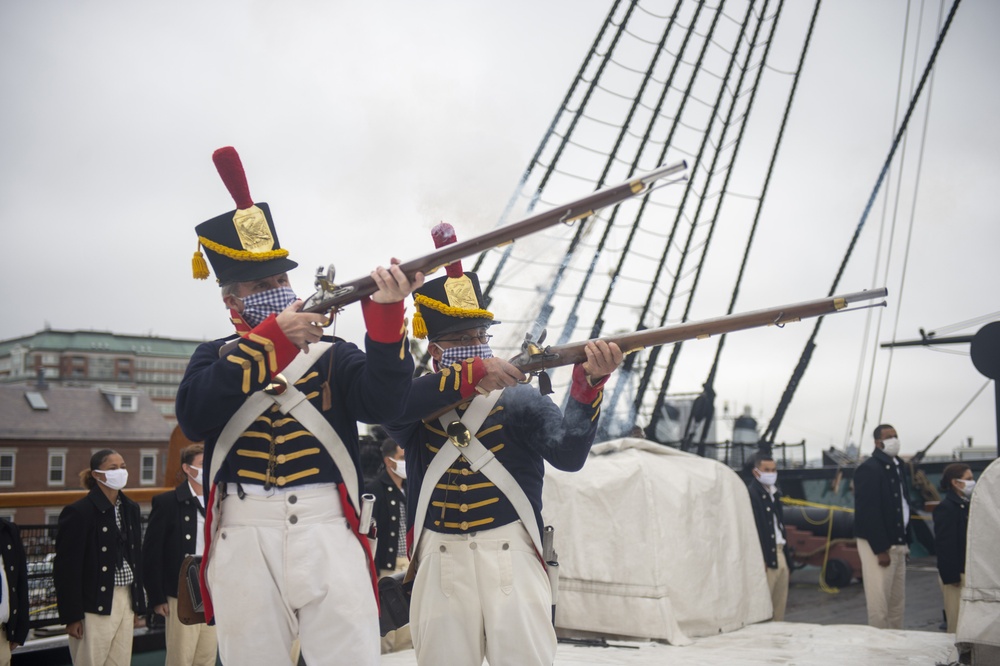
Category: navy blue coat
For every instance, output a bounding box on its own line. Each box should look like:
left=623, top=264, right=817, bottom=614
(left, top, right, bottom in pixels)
left=933, top=491, right=969, bottom=585
left=853, top=448, right=912, bottom=554
left=142, top=482, right=202, bottom=606
left=747, top=479, right=790, bottom=569
left=0, top=518, right=29, bottom=644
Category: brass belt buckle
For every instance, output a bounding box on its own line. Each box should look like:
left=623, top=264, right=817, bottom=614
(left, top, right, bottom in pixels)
left=264, top=373, right=288, bottom=396
left=446, top=421, right=471, bottom=448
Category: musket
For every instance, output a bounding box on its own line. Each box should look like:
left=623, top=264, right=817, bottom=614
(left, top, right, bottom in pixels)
left=510, top=288, right=889, bottom=393
left=301, top=161, right=688, bottom=318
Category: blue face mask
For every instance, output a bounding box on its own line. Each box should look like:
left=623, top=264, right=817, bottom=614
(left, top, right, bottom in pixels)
left=239, top=287, right=298, bottom=328
left=437, top=343, right=493, bottom=368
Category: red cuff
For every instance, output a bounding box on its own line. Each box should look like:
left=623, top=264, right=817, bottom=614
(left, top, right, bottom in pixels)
left=361, top=299, right=406, bottom=344
left=569, top=363, right=609, bottom=404
left=249, top=314, right=299, bottom=375
left=457, top=358, right=488, bottom=399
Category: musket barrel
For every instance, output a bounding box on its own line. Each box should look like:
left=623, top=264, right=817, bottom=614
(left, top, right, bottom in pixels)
left=302, top=160, right=688, bottom=314
left=511, top=288, right=888, bottom=373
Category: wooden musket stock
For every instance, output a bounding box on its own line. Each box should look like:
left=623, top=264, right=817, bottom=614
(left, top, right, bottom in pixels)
left=301, top=161, right=687, bottom=317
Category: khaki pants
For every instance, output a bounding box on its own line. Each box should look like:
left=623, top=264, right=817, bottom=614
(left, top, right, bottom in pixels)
left=857, top=538, right=908, bottom=629
left=765, top=550, right=789, bottom=621
left=164, top=596, right=218, bottom=666
left=411, top=522, right=555, bottom=666
left=939, top=574, right=964, bottom=634
left=68, top=586, right=134, bottom=666
left=207, top=486, right=379, bottom=666
left=379, top=555, right=413, bottom=654
left=0, top=627, right=10, bottom=666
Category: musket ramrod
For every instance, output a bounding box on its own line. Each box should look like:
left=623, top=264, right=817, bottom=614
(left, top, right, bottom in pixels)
left=302, top=161, right=688, bottom=317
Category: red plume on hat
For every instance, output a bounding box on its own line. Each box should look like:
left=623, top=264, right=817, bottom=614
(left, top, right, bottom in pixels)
left=212, top=146, right=256, bottom=209
left=431, top=222, right=465, bottom=278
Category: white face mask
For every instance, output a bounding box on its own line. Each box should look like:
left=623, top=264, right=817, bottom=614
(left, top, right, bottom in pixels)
left=756, top=471, right=778, bottom=487
left=188, top=465, right=204, bottom=486
left=881, top=437, right=901, bottom=458
left=391, top=458, right=407, bottom=480
left=959, top=479, right=976, bottom=498
left=95, top=468, right=128, bottom=491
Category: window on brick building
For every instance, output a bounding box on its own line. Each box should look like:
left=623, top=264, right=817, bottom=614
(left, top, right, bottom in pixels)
left=48, top=449, right=67, bottom=486
left=0, top=451, right=15, bottom=486
left=140, top=450, right=157, bottom=486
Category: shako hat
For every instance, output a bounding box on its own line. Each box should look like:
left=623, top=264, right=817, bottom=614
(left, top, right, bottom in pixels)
left=411, top=223, right=498, bottom=340
left=191, top=147, right=298, bottom=285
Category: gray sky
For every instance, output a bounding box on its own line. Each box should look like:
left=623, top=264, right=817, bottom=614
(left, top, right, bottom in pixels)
left=2, top=0, right=997, bottom=458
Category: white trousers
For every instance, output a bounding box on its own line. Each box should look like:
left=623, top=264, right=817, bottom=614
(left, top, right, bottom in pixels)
left=765, top=550, right=789, bottom=621
left=164, top=596, right=218, bottom=666
left=68, top=586, right=134, bottom=666
left=206, top=485, right=379, bottom=666
left=857, top=538, right=908, bottom=629
left=411, top=521, right=555, bottom=666
left=938, top=574, right=964, bottom=635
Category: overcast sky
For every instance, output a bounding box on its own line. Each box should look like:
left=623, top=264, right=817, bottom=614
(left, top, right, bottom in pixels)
left=1, top=0, right=997, bottom=459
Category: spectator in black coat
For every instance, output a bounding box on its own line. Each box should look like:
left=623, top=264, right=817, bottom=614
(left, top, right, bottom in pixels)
left=854, top=423, right=911, bottom=629
left=746, top=453, right=790, bottom=620
left=54, top=449, right=146, bottom=666
left=934, top=463, right=973, bottom=634
left=0, top=517, right=29, bottom=665
left=142, top=444, right=218, bottom=665
left=365, top=434, right=411, bottom=653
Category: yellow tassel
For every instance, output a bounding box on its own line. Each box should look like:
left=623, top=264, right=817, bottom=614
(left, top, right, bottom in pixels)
left=192, top=242, right=210, bottom=280
left=412, top=306, right=428, bottom=339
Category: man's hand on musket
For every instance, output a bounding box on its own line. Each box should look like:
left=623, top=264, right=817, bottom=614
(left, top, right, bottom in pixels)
left=276, top=300, right=326, bottom=351
left=477, top=357, right=527, bottom=394
left=371, top=258, right=424, bottom=304
left=582, top=340, right=624, bottom=383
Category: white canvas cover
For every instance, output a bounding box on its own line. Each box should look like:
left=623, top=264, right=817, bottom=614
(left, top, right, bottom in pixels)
left=541, top=437, right=772, bottom=645
left=957, top=456, right=1000, bottom=649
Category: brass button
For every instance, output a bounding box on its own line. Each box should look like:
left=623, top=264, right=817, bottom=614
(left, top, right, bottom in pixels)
left=277, top=476, right=287, bottom=487
left=460, top=521, right=469, bottom=531
left=461, top=469, right=471, bottom=476
left=459, top=504, right=469, bottom=513
left=277, top=454, right=287, bottom=464
left=459, top=484, right=468, bottom=492
left=275, top=435, right=286, bottom=444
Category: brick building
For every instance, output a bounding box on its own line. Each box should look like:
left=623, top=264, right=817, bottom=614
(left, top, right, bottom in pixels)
left=0, top=329, right=203, bottom=425
left=0, top=382, right=173, bottom=525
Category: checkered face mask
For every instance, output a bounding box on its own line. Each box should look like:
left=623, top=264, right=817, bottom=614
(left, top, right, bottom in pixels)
left=240, top=287, right=298, bottom=328
left=437, top=343, right=493, bottom=368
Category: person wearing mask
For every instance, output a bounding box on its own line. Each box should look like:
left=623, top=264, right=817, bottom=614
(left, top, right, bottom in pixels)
left=853, top=424, right=911, bottom=629
left=142, top=444, right=218, bottom=665
left=383, top=224, right=623, bottom=666
left=365, top=431, right=411, bottom=653
left=934, top=463, right=974, bottom=634
left=747, top=453, right=790, bottom=620
left=176, top=147, right=421, bottom=665
left=0, top=516, right=29, bottom=666
left=54, top=449, right=146, bottom=665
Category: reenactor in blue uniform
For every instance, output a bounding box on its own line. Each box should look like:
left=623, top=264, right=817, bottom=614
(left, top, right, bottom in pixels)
left=384, top=224, right=623, bottom=666
left=176, top=147, right=422, bottom=665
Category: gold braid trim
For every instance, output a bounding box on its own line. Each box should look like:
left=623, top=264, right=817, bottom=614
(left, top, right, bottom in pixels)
left=199, top=235, right=290, bottom=262
left=413, top=293, right=494, bottom=318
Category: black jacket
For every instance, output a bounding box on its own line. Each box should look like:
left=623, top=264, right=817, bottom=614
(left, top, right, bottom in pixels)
left=365, top=470, right=406, bottom=571
left=747, top=479, right=790, bottom=569
left=142, top=482, right=203, bottom=606
left=54, top=487, right=147, bottom=622
left=853, top=448, right=911, bottom=554
left=0, top=518, right=29, bottom=644
left=933, top=491, right=969, bottom=585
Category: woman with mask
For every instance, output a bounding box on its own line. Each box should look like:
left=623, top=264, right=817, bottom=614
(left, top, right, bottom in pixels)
left=142, top=444, right=218, bottom=665
left=54, top=449, right=146, bottom=665
left=934, top=463, right=974, bottom=634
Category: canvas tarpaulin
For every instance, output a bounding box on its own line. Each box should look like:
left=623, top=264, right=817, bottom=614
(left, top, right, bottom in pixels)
left=541, top=438, right=772, bottom=645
